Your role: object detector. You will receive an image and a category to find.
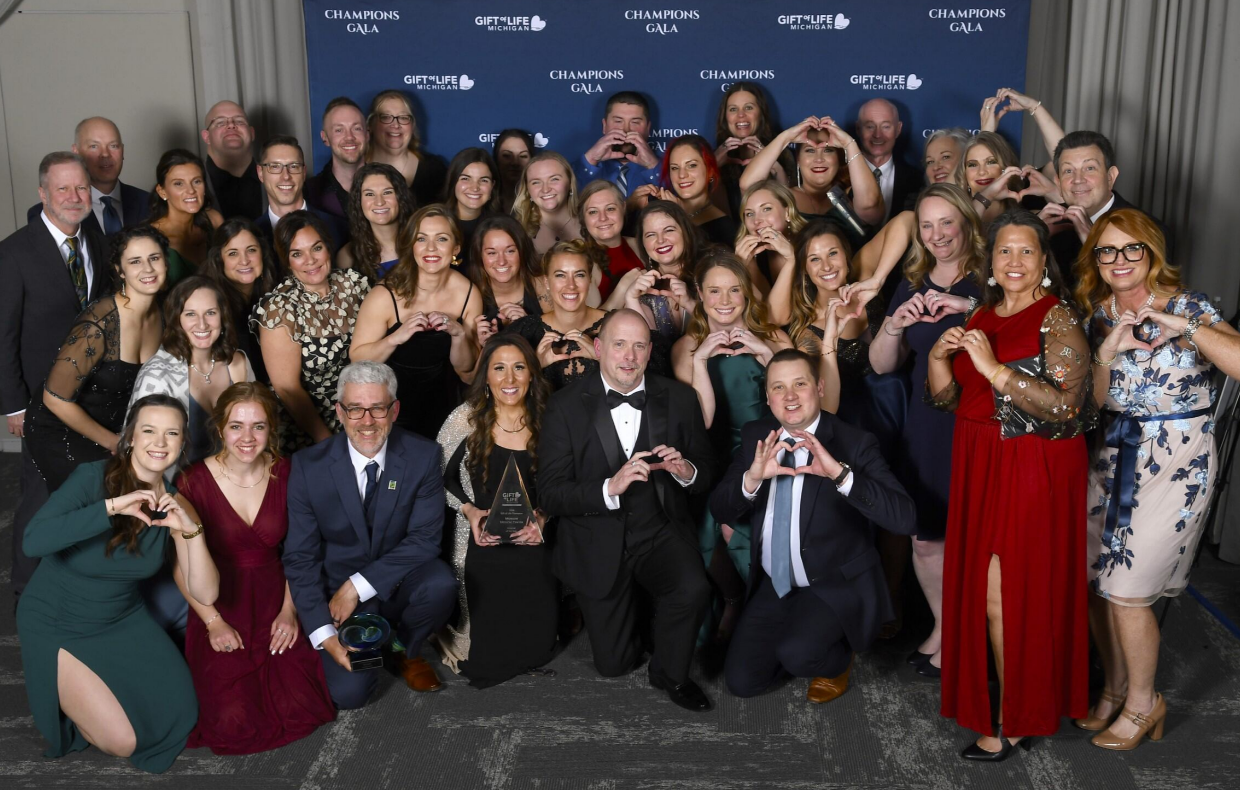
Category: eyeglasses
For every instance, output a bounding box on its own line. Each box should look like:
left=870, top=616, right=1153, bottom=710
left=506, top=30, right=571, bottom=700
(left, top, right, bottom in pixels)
left=341, top=402, right=394, bottom=420
left=376, top=113, right=414, bottom=126
left=208, top=116, right=249, bottom=131
left=1092, top=243, right=1147, bottom=265
left=261, top=162, right=305, bottom=175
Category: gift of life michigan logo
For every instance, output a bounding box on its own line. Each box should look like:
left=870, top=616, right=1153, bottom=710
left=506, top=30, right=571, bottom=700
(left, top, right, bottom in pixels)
left=929, top=6, right=1007, bottom=33
left=776, top=13, right=850, bottom=30
left=851, top=73, right=923, bottom=91
left=625, top=8, right=700, bottom=34
left=549, top=70, right=625, bottom=95
left=478, top=132, right=550, bottom=149
left=404, top=74, right=475, bottom=91
left=323, top=7, right=399, bottom=35
left=474, top=14, right=547, bottom=32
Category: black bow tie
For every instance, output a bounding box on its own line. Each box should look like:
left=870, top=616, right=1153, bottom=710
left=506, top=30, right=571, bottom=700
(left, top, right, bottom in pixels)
left=606, top=389, right=646, bottom=410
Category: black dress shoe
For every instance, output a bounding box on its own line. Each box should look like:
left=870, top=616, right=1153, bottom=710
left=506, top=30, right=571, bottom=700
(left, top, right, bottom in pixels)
left=917, top=660, right=942, bottom=679
left=907, top=649, right=933, bottom=666
left=960, top=727, right=1034, bottom=762
left=649, top=673, right=713, bottom=712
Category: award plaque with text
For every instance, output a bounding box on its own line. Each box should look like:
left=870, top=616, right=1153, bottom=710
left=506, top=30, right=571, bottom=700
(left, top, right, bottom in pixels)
left=338, top=613, right=391, bottom=671
left=483, top=454, right=534, bottom=543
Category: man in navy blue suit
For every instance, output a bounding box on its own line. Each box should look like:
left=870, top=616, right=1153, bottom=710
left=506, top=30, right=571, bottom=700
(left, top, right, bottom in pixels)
left=25, top=117, right=149, bottom=236
left=283, top=361, right=456, bottom=709
left=711, top=350, right=916, bottom=705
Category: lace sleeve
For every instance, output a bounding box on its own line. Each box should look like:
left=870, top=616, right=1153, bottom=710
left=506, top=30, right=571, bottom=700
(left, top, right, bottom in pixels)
left=993, top=302, right=1090, bottom=422
left=44, top=316, right=109, bottom=403
left=925, top=379, right=961, bottom=412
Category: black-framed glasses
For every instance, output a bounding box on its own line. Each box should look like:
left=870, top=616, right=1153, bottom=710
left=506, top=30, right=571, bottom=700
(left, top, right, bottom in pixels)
left=260, top=162, right=305, bottom=175
left=1093, top=243, right=1147, bottom=265
left=341, top=402, right=394, bottom=420
left=376, top=113, right=413, bottom=126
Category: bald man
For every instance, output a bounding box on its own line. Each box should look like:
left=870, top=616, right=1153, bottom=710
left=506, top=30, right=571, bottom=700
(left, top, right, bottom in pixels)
left=200, top=100, right=265, bottom=220
left=855, top=98, right=922, bottom=222
left=24, top=117, right=149, bottom=235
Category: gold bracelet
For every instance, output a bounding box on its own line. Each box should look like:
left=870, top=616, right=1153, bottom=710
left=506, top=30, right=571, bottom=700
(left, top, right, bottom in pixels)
left=181, top=523, right=205, bottom=540
left=1092, top=352, right=1116, bottom=367
left=986, top=365, right=1005, bottom=385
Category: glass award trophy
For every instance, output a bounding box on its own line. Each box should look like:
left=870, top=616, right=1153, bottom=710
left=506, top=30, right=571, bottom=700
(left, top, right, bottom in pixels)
left=482, top=454, right=534, bottom=543
left=337, top=613, right=391, bottom=671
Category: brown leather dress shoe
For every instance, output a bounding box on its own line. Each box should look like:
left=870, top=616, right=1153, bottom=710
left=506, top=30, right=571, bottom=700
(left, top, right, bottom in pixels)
left=402, top=656, right=442, bottom=692
left=807, top=656, right=853, bottom=704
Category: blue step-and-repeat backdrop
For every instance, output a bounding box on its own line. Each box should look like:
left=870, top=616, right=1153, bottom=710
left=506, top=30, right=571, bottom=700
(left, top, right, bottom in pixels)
left=303, top=1, right=1030, bottom=171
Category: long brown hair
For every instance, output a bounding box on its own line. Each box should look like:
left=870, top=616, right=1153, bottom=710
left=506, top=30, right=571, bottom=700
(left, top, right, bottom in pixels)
left=104, top=395, right=189, bottom=557
left=160, top=276, right=237, bottom=364
left=463, top=335, right=550, bottom=488
left=347, top=162, right=416, bottom=281
left=904, top=183, right=988, bottom=291
left=211, top=381, right=282, bottom=471
left=1073, top=208, right=1180, bottom=318
left=201, top=218, right=277, bottom=318
left=387, top=204, right=461, bottom=303
left=714, top=81, right=776, bottom=146
left=469, top=214, right=541, bottom=310
left=786, top=220, right=854, bottom=346
left=637, top=200, right=702, bottom=291
left=686, top=250, right=779, bottom=347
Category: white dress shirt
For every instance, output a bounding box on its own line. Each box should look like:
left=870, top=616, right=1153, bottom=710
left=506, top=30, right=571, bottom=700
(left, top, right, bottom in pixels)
left=600, top=375, right=696, bottom=510
left=268, top=199, right=309, bottom=230
left=40, top=210, right=93, bottom=295
left=92, top=184, right=123, bottom=231
left=867, top=157, right=896, bottom=220
left=742, top=415, right=853, bottom=588
left=1090, top=194, right=1117, bottom=223
left=308, top=439, right=388, bottom=649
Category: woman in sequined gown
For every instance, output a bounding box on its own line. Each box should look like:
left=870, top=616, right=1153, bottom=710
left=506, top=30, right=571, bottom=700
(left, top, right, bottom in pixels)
left=435, top=335, right=557, bottom=688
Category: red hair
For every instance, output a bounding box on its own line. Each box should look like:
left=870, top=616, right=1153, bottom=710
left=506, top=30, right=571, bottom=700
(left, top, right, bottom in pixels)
left=659, top=134, right=721, bottom=194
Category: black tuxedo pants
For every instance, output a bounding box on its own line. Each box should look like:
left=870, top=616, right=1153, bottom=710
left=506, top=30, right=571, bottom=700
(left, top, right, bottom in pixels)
left=319, top=558, right=456, bottom=710
left=725, top=576, right=851, bottom=697
left=576, top=530, right=710, bottom=685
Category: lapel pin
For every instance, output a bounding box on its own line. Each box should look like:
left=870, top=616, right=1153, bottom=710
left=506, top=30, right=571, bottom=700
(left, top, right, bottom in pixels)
left=388, top=480, right=397, bottom=490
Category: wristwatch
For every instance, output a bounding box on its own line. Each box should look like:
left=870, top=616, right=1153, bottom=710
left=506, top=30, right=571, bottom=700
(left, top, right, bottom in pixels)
left=831, top=462, right=852, bottom=490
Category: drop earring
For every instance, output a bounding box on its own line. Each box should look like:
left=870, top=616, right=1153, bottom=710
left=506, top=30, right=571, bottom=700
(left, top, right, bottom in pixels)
left=1041, top=268, right=1052, bottom=288
left=987, top=274, right=997, bottom=287
left=120, top=278, right=126, bottom=297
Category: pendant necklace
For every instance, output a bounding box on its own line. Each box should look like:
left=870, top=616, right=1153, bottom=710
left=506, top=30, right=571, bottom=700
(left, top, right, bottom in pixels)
left=219, top=460, right=267, bottom=489
left=190, top=359, right=217, bottom=384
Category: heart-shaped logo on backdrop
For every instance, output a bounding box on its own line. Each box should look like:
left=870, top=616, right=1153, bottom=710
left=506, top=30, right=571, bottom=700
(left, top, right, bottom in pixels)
left=906, top=73, right=923, bottom=90
left=533, top=132, right=550, bottom=148
left=459, top=74, right=475, bottom=90
left=530, top=15, right=546, bottom=31
left=833, top=13, right=850, bottom=29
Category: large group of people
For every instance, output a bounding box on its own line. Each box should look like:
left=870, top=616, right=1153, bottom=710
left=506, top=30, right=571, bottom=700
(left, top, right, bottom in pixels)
left=1, top=81, right=1236, bottom=775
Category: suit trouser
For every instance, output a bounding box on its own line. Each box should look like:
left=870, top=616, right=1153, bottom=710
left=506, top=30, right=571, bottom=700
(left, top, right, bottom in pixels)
left=576, top=530, right=711, bottom=685
left=319, top=558, right=456, bottom=710
left=10, top=442, right=47, bottom=600
left=724, top=575, right=852, bottom=697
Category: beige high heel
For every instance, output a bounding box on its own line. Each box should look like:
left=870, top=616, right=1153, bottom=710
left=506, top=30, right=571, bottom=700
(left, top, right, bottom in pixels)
left=1091, top=693, right=1166, bottom=750
left=1074, top=688, right=1127, bottom=731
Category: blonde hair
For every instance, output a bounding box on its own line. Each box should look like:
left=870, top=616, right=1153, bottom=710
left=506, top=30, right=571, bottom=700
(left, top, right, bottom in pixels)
left=953, top=131, right=1018, bottom=193
left=734, top=180, right=806, bottom=245
left=511, top=151, right=578, bottom=238
left=904, top=183, right=988, bottom=291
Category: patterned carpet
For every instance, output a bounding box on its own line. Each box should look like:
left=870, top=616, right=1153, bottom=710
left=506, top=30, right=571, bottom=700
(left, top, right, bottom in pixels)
left=2, top=452, right=1240, bottom=789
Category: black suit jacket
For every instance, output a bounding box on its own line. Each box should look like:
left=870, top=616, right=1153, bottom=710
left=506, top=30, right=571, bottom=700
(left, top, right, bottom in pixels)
left=26, top=182, right=150, bottom=237
left=537, top=373, right=713, bottom=598
left=710, top=413, right=916, bottom=652
left=282, top=428, right=447, bottom=637
left=1049, top=191, right=1175, bottom=287
left=0, top=219, right=110, bottom=414
left=890, top=157, right=924, bottom=217
left=255, top=204, right=347, bottom=260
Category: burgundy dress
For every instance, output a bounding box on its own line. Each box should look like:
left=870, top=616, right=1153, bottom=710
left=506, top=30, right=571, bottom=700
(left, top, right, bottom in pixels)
left=177, top=458, right=335, bottom=754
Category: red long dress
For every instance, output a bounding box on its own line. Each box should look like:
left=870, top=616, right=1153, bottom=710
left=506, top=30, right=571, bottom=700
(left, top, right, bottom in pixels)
left=939, top=296, right=1089, bottom=737
left=178, top=458, right=335, bottom=754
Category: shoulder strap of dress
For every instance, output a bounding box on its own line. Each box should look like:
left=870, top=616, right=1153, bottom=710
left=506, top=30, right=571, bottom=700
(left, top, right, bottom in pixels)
left=458, top=279, right=474, bottom=321
left=385, top=284, right=401, bottom=322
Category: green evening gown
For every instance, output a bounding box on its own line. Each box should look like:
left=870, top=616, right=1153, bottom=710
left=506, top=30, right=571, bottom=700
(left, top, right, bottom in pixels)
left=16, top=461, right=197, bottom=774
left=697, top=353, right=771, bottom=582
left=164, top=247, right=195, bottom=286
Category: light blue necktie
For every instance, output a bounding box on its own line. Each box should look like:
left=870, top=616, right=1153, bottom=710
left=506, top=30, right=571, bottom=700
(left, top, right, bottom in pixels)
left=617, top=163, right=629, bottom=196
left=771, top=438, right=798, bottom=597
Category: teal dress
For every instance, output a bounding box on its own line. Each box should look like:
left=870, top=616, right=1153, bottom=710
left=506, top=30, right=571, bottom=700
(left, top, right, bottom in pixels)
left=16, top=462, right=197, bottom=774
left=697, top=353, right=771, bottom=582
left=165, top=247, right=195, bottom=285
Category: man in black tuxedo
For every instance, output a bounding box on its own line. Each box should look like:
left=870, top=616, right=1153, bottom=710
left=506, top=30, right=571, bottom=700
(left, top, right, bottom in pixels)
left=538, top=309, right=714, bottom=711
left=24, top=117, right=149, bottom=236
left=283, top=361, right=456, bottom=709
left=255, top=135, right=346, bottom=259
left=201, top=100, right=265, bottom=220
left=711, top=349, right=916, bottom=704
left=1041, top=130, right=1175, bottom=287
left=2, top=152, right=110, bottom=600
left=856, top=98, right=923, bottom=222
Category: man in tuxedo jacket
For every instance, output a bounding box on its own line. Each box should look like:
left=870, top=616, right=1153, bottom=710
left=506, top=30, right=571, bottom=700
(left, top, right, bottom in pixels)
left=2, top=152, right=110, bottom=599
left=24, top=117, right=150, bottom=237
left=856, top=98, right=923, bottom=222
left=254, top=135, right=345, bottom=266
left=538, top=309, right=714, bottom=711
left=283, top=361, right=456, bottom=709
left=711, top=349, right=916, bottom=704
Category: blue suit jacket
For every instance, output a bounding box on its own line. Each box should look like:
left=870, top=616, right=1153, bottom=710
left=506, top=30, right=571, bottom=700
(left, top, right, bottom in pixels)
left=26, top=181, right=150, bottom=236
left=282, top=428, right=446, bottom=637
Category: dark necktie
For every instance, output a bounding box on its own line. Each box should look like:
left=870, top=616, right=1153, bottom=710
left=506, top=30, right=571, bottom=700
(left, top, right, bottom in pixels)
left=363, top=460, right=380, bottom=525
left=617, top=163, right=629, bottom=196
left=99, top=195, right=122, bottom=235
left=771, top=438, right=798, bottom=598
left=873, top=166, right=883, bottom=183
left=65, top=237, right=87, bottom=308
left=606, top=389, right=646, bottom=411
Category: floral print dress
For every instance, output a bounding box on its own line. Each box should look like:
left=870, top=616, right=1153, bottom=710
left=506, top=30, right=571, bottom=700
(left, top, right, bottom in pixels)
left=1087, top=290, right=1222, bottom=605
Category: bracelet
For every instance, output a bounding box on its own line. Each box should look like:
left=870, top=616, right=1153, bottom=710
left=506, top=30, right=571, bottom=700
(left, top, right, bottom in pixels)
left=967, top=296, right=979, bottom=313
left=105, top=498, right=114, bottom=516
left=1183, top=317, right=1201, bottom=346
left=181, top=523, right=205, bottom=540
left=1092, top=352, right=1117, bottom=366
left=883, top=323, right=905, bottom=337
left=986, top=365, right=1006, bottom=385
left=844, top=150, right=863, bottom=165
left=823, top=348, right=837, bottom=357
left=204, top=613, right=220, bottom=627
left=1031, top=100, right=1042, bottom=116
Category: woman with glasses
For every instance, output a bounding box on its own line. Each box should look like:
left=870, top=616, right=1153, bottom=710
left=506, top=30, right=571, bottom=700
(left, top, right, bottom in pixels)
left=1075, top=209, right=1240, bottom=751
left=364, top=89, right=447, bottom=207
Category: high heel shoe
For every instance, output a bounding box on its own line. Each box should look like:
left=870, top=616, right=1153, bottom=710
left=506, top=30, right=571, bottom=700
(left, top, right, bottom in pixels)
left=960, top=726, right=1035, bottom=762
left=1074, top=688, right=1127, bottom=731
left=1091, top=693, right=1166, bottom=750
left=906, top=648, right=932, bottom=666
